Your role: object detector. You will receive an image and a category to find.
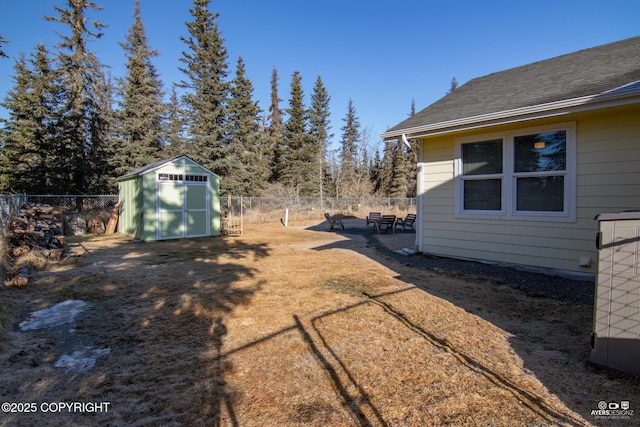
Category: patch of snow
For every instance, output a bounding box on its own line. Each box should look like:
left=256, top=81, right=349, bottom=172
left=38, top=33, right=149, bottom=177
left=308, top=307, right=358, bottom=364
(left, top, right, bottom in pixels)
left=19, top=300, right=87, bottom=331
left=394, top=248, right=418, bottom=256
left=54, top=347, right=111, bottom=373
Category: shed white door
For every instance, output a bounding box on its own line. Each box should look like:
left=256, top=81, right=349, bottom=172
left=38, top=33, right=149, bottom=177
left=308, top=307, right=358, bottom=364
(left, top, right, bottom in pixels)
left=157, top=179, right=209, bottom=240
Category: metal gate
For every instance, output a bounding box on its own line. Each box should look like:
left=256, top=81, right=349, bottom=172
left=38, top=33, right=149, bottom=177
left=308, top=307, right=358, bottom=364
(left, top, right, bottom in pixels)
left=221, top=195, right=243, bottom=236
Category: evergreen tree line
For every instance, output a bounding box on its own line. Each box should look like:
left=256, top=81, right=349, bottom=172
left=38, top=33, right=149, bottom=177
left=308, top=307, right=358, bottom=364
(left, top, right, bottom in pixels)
left=0, top=0, right=416, bottom=197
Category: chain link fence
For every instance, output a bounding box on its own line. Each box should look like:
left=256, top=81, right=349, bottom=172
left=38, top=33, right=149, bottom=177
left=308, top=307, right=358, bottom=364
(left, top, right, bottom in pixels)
left=222, top=196, right=416, bottom=224
left=0, top=193, right=28, bottom=233
left=0, top=194, right=118, bottom=236
left=26, top=195, right=118, bottom=213
left=1, top=194, right=416, bottom=233
left=25, top=195, right=119, bottom=235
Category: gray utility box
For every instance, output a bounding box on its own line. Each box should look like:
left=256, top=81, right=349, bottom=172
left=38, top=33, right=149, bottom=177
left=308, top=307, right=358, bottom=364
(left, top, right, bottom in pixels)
left=591, top=211, right=640, bottom=374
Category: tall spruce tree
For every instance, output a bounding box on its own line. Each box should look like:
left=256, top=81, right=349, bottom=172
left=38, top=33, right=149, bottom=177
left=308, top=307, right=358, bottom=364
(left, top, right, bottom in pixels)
left=337, top=99, right=360, bottom=197
left=114, top=0, right=165, bottom=176
left=165, top=84, right=187, bottom=156
left=390, top=140, right=408, bottom=197
left=378, top=139, right=394, bottom=196
left=447, top=77, right=458, bottom=94
left=279, top=71, right=315, bottom=195
left=87, top=71, right=115, bottom=192
left=226, top=56, right=264, bottom=195
left=266, top=67, right=283, bottom=182
left=1, top=53, right=43, bottom=192
left=0, top=45, right=66, bottom=193
left=370, top=148, right=382, bottom=194
left=0, top=34, right=8, bottom=58
left=179, top=0, right=229, bottom=175
left=308, top=75, right=331, bottom=199
left=45, top=0, right=111, bottom=194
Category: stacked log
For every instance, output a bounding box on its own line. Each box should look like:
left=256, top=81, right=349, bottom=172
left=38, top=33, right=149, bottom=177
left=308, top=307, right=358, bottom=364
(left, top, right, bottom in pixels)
left=8, top=203, right=65, bottom=261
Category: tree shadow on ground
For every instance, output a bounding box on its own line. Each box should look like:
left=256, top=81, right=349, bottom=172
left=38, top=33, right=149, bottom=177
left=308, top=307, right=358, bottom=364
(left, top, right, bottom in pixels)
left=0, top=234, right=268, bottom=426
left=306, top=218, right=640, bottom=424
left=3, top=222, right=638, bottom=425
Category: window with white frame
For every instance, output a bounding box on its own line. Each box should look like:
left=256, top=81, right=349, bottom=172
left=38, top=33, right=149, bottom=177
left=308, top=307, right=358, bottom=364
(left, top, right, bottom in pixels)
left=158, top=173, right=208, bottom=182
left=158, top=173, right=184, bottom=181
left=455, top=122, right=575, bottom=221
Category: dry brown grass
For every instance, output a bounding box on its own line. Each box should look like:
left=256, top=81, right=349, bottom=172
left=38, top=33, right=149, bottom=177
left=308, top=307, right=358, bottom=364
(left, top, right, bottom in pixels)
left=0, top=219, right=638, bottom=426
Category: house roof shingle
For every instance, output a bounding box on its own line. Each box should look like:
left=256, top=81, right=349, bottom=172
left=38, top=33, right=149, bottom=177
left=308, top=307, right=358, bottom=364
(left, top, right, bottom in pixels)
left=383, top=36, right=640, bottom=138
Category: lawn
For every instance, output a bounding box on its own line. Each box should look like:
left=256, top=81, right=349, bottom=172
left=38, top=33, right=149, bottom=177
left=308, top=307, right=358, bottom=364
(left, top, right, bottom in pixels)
left=1, top=219, right=638, bottom=426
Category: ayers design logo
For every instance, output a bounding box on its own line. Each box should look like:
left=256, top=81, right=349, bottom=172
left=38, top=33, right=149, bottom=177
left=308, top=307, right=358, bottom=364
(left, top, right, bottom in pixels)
left=591, top=400, right=634, bottom=420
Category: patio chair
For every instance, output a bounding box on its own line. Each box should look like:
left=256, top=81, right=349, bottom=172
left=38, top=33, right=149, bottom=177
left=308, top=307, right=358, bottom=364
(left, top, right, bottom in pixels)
left=366, top=212, right=381, bottom=227
left=374, top=215, right=396, bottom=234
left=324, top=212, right=344, bottom=231
left=395, top=213, right=417, bottom=232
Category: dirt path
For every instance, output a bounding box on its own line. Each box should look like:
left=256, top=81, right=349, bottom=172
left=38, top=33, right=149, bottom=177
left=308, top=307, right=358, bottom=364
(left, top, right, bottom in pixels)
left=1, top=219, right=638, bottom=426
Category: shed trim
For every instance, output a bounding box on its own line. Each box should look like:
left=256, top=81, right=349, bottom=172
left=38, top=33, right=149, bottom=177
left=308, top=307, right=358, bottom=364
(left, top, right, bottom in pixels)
left=116, top=155, right=221, bottom=181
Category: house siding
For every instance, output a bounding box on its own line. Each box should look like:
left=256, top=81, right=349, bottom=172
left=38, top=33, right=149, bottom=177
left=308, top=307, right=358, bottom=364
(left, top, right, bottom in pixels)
left=418, top=104, right=640, bottom=273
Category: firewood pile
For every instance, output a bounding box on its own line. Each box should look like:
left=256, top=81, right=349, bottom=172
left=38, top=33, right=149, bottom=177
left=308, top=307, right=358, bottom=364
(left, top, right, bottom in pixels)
left=8, top=203, right=65, bottom=261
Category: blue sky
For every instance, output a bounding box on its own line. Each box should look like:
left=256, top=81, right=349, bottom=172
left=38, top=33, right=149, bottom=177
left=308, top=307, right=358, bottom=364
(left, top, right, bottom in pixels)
left=1, top=0, right=639, bottom=152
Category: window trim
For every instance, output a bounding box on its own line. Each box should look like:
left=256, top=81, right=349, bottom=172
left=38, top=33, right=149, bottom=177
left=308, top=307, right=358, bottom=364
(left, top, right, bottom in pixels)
left=157, top=173, right=208, bottom=183
left=454, top=122, right=576, bottom=222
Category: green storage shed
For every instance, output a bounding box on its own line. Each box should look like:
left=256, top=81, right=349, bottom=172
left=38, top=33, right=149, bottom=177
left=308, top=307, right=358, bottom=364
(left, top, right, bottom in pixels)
left=117, top=155, right=221, bottom=241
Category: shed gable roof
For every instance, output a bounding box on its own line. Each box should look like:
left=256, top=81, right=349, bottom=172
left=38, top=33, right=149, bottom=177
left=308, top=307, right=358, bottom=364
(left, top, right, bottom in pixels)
left=383, top=36, right=640, bottom=139
left=116, top=155, right=220, bottom=181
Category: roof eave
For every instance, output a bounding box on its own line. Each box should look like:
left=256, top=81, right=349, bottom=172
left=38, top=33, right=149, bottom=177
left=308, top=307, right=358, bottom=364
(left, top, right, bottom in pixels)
left=381, top=88, right=640, bottom=140
left=116, top=154, right=222, bottom=181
